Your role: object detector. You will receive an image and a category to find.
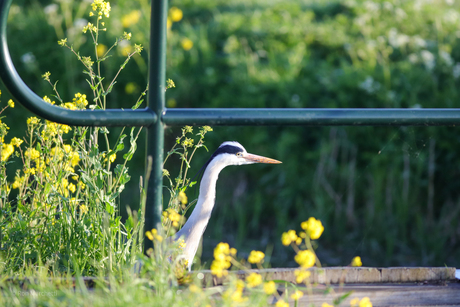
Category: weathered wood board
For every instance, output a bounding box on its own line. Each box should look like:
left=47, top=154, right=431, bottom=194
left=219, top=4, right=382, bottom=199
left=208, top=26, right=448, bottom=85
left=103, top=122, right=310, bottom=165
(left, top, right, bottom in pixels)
left=198, top=267, right=459, bottom=306
left=201, top=267, right=456, bottom=285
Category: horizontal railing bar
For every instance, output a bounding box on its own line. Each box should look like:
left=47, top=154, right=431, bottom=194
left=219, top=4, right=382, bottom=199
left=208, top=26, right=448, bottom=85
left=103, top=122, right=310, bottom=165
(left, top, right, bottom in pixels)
left=163, top=108, right=460, bottom=126
left=0, top=0, right=157, bottom=127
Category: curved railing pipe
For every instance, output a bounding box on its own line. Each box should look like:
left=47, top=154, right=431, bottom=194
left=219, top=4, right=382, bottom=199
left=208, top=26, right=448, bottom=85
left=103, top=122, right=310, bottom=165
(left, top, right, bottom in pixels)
left=0, top=0, right=156, bottom=127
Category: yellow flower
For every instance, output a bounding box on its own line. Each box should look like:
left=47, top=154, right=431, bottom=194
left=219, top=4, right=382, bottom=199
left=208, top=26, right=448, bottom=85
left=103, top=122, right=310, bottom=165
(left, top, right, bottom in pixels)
left=80, top=204, right=88, bottom=214
left=118, top=42, right=133, bottom=56
left=91, top=0, right=111, bottom=18
left=125, top=82, right=137, bottom=94
left=181, top=38, right=193, bottom=51
left=230, top=288, right=247, bottom=303
left=350, top=298, right=360, bottom=306
left=301, top=217, right=324, bottom=240
left=188, top=284, right=201, bottom=293
left=1, top=143, right=14, bottom=161
left=351, top=256, right=362, bottom=267
left=223, top=280, right=247, bottom=303
left=178, top=190, right=188, bottom=205
left=96, top=43, right=107, bottom=57
left=146, top=230, right=154, bottom=241
left=121, top=10, right=141, bottom=28
left=58, top=38, right=67, bottom=46
left=295, top=250, right=316, bottom=268
left=82, top=22, right=96, bottom=33
left=294, top=269, right=311, bottom=283
left=275, top=300, right=289, bottom=307
left=43, top=95, right=55, bottom=105
left=25, top=148, right=40, bottom=160
left=359, top=297, right=372, bottom=307
left=70, top=151, right=80, bottom=167
left=248, top=250, right=265, bottom=264
left=12, top=176, right=24, bottom=189
left=210, top=242, right=235, bottom=278
left=163, top=208, right=185, bottom=228
left=109, top=153, right=116, bottom=163
left=322, top=303, right=334, bottom=307
left=169, top=7, right=183, bottom=22
left=72, top=93, right=88, bottom=109
left=246, top=272, right=262, bottom=288
left=146, top=228, right=163, bottom=242
left=27, top=117, right=40, bottom=125
left=7, top=99, right=14, bottom=108
left=123, top=32, right=132, bottom=40
left=62, top=102, right=77, bottom=110
left=178, top=239, right=186, bottom=250
left=291, top=290, right=304, bottom=301
left=263, top=281, right=276, bottom=295
left=78, top=181, right=86, bottom=190
left=68, top=183, right=76, bottom=193
left=281, top=229, right=298, bottom=246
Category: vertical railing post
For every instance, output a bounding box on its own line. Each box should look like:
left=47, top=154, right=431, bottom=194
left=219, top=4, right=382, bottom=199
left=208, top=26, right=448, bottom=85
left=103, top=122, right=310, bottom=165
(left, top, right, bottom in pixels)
left=144, top=0, right=167, bottom=253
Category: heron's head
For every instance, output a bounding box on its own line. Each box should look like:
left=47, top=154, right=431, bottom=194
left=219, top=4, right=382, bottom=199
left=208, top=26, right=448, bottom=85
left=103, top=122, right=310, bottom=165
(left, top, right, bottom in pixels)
left=209, top=141, right=282, bottom=167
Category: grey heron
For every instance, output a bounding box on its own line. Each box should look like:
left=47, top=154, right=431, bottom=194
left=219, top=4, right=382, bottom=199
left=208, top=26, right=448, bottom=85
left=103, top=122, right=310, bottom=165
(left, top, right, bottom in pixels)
left=175, top=141, right=281, bottom=270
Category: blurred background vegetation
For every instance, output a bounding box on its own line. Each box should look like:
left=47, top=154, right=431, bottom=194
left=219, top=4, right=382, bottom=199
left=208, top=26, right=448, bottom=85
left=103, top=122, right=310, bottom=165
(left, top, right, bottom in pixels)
left=2, top=0, right=460, bottom=268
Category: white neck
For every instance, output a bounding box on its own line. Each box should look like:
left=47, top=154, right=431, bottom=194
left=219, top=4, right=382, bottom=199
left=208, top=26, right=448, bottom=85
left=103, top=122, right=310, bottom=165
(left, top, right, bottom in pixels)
left=175, top=158, right=228, bottom=270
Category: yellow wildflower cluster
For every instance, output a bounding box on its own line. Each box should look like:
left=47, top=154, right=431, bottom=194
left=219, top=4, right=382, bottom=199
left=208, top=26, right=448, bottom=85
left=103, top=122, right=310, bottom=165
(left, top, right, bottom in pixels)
left=146, top=228, right=163, bottom=242
left=27, top=117, right=40, bottom=125
left=122, top=10, right=141, bottom=28
left=91, top=0, right=111, bottom=18
left=72, top=93, right=89, bottom=109
left=247, top=250, right=265, bottom=264
left=295, top=250, right=316, bottom=268
left=162, top=208, right=185, bottom=228
left=80, top=204, right=89, bottom=214
left=294, top=269, right=311, bottom=283
left=82, top=22, right=97, bottom=34
left=301, top=217, right=324, bottom=240
left=275, top=300, right=289, bottom=307
left=41, top=121, right=71, bottom=140
left=0, top=99, right=21, bottom=162
left=351, top=256, right=362, bottom=267
left=181, top=38, right=193, bottom=51
left=43, top=96, right=55, bottom=105
left=101, top=152, right=116, bottom=163
left=11, top=115, right=83, bottom=194
left=246, top=272, right=263, bottom=288
left=291, top=290, right=304, bottom=301
left=350, top=297, right=373, bottom=307
left=178, top=190, right=188, bottom=205
left=263, top=280, right=277, bottom=295
left=210, top=242, right=236, bottom=278
left=167, top=6, right=183, bottom=30
left=223, top=280, right=247, bottom=304
left=281, top=229, right=301, bottom=246
left=48, top=145, right=80, bottom=170
left=1, top=143, right=15, bottom=162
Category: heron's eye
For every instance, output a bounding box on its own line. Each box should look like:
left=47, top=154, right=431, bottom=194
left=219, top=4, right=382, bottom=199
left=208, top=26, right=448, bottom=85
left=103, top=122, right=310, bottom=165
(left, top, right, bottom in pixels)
left=236, top=152, right=242, bottom=157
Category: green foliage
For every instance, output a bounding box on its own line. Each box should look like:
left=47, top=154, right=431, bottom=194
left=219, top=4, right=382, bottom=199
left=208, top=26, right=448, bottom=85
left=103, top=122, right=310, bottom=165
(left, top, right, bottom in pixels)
left=161, top=0, right=460, bottom=267
left=2, top=0, right=460, bottom=269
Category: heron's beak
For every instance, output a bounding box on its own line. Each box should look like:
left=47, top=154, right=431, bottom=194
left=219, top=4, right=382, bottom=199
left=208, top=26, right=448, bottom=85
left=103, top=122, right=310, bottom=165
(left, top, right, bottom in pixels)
left=242, top=153, right=282, bottom=164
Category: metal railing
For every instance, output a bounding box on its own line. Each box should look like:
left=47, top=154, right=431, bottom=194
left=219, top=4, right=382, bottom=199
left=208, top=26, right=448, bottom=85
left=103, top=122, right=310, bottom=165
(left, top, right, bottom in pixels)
left=2, top=0, right=460, bottom=252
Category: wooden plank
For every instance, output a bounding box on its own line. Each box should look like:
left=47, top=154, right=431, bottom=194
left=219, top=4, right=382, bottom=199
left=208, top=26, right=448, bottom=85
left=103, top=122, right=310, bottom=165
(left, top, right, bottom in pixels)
left=293, top=283, right=460, bottom=306
left=200, top=267, right=457, bottom=286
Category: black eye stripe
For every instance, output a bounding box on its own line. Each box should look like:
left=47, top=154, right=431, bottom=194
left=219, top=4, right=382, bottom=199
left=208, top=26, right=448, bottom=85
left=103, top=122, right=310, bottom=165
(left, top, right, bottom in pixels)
left=212, top=145, right=242, bottom=158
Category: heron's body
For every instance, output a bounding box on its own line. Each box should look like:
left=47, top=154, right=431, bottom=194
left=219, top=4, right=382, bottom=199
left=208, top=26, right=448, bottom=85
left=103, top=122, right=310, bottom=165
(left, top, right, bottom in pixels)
left=175, top=141, right=281, bottom=270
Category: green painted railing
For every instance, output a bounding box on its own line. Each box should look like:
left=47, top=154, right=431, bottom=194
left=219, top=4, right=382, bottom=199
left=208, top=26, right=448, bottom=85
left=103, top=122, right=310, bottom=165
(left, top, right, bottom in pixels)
left=2, top=0, right=460, bottom=252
